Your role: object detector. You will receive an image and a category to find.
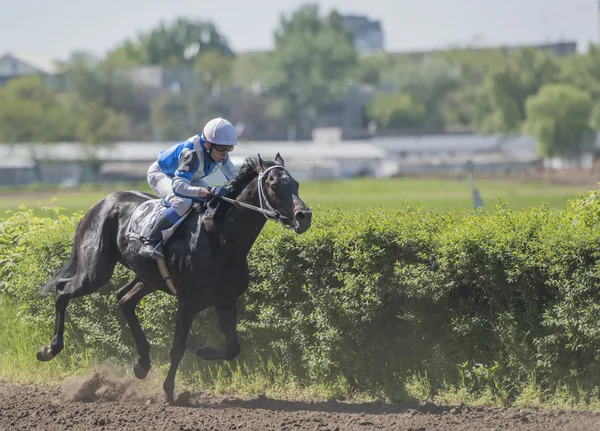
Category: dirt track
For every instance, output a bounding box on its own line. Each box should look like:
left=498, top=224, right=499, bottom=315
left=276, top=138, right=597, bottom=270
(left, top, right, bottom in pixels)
left=1, top=374, right=599, bottom=431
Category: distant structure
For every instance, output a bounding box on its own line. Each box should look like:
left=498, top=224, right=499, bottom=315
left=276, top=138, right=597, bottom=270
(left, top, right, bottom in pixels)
left=509, top=41, right=577, bottom=57
left=389, top=41, right=577, bottom=58
left=341, top=15, right=384, bottom=53
left=598, top=1, right=600, bottom=43
left=0, top=52, right=59, bottom=86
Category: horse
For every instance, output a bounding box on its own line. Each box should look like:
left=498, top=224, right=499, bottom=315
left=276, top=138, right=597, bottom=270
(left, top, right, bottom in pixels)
left=36, top=153, right=312, bottom=404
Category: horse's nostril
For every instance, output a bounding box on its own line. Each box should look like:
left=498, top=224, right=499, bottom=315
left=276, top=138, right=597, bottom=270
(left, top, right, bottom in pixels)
left=294, top=210, right=311, bottom=223
left=295, top=210, right=312, bottom=222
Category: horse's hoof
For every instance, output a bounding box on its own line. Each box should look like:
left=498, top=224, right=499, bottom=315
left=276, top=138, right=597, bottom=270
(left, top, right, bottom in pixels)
left=164, top=392, right=175, bottom=405
left=134, top=360, right=150, bottom=380
left=175, top=391, right=191, bottom=406
left=36, top=346, right=56, bottom=362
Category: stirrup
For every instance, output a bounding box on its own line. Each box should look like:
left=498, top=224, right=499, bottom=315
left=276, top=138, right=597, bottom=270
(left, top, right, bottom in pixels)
left=140, top=240, right=164, bottom=260
left=150, top=241, right=164, bottom=260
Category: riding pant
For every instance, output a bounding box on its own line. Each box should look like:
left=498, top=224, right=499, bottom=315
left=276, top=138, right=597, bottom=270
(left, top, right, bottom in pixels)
left=147, top=161, right=209, bottom=217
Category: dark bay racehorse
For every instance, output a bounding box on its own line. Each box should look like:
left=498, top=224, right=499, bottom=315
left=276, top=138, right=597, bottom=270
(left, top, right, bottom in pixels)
left=36, top=153, right=312, bottom=403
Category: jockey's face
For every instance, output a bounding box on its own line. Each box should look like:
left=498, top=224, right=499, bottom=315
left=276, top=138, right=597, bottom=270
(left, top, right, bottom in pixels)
left=204, top=141, right=229, bottom=163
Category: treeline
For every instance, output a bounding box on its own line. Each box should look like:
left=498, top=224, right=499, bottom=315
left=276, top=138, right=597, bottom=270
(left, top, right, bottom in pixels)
left=1, top=3, right=600, bottom=160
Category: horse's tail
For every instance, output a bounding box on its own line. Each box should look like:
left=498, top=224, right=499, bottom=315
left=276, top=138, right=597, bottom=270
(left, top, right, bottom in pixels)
left=39, top=219, right=82, bottom=294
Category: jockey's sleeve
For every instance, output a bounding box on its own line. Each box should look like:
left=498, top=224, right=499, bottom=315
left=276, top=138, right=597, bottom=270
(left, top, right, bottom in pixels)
left=171, top=148, right=203, bottom=200
left=220, top=155, right=238, bottom=181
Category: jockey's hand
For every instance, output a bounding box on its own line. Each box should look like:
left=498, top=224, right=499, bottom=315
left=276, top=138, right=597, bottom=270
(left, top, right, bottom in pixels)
left=210, top=186, right=229, bottom=197
left=198, top=187, right=212, bottom=198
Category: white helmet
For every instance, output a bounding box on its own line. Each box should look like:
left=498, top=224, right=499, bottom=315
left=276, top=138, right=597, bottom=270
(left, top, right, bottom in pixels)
left=202, top=117, right=238, bottom=146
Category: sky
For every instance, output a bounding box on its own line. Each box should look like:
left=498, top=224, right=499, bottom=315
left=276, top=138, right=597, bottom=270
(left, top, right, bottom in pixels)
left=0, top=0, right=598, bottom=61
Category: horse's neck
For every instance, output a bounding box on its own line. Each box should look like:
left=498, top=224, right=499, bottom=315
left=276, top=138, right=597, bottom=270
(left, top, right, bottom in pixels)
left=221, top=179, right=268, bottom=256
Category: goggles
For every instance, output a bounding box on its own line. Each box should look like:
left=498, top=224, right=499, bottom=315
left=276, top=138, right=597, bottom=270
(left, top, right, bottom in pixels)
left=211, top=144, right=234, bottom=153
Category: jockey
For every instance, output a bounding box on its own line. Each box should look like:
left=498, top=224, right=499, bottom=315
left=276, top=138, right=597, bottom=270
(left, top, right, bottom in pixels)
left=139, top=117, right=239, bottom=258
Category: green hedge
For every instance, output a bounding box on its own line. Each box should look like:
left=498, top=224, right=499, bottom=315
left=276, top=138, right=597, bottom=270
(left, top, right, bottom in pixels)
left=3, top=192, right=600, bottom=398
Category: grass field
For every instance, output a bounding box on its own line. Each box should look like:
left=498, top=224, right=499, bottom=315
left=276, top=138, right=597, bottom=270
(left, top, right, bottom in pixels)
left=0, top=177, right=594, bottom=218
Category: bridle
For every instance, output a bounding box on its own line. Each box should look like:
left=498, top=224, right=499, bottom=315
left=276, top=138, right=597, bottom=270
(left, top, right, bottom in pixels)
left=217, top=165, right=298, bottom=230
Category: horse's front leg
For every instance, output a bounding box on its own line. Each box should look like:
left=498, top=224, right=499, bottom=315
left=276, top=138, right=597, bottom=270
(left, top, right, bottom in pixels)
left=163, top=300, right=198, bottom=404
left=196, top=303, right=241, bottom=361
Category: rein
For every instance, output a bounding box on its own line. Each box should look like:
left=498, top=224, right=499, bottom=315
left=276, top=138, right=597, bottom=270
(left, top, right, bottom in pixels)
left=218, top=165, right=296, bottom=230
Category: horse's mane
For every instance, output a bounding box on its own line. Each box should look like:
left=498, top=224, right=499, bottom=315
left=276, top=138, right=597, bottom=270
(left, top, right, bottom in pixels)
left=191, top=156, right=277, bottom=214
left=227, top=157, right=279, bottom=199
left=227, top=157, right=260, bottom=199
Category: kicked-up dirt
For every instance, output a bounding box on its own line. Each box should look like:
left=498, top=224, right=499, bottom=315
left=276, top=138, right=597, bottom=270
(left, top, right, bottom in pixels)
left=1, top=372, right=599, bottom=430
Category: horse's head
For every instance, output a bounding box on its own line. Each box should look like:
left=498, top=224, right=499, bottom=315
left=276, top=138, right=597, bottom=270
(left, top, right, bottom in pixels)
left=257, top=153, right=312, bottom=234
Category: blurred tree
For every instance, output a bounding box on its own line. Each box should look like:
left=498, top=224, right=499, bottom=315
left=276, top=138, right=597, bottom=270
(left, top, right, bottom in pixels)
left=104, top=41, right=149, bottom=68
left=150, top=93, right=191, bottom=141
left=0, top=75, right=72, bottom=181
left=522, top=84, right=594, bottom=161
left=70, top=100, right=132, bottom=180
left=435, top=48, right=506, bottom=88
left=432, top=49, right=506, bottom=129
left=105, top=18, right=234, bottom=67
left=193, top=50, right=235, bottom=95
left=558, top=44, right=600, bottom=102
left=366, top=93, right=426, bottom=129
left=60, top=52, right=152, bottom=139
left=73, top=101, right=132, bottom=145
left=471, top=48, right=561, bottom=134
left=269, top=3, right=358, bottom=137
left=378, top=56, right=461, bottom=130
left=357, top=52, right=394, bottom=86
left=232, top=52, right=273, bottom=91
left=588, top=102, right=600, bottom=131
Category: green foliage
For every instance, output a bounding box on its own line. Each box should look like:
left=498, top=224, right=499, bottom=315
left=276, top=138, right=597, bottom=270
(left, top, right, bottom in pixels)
left=73, top=101, right=132, bottom=144
left=356, top=52, right=394, bottom=86
left=232, top=52, right=273, bottom=90
left=0, top=75, right=72, bottom=143
left=5, top=15, right=598, bottom=141
left=5, top=191, right=600, bottom=402
left=269, top=4, right=358, bottom=133
left=379, top=56, right=461, bottom=129
left=472, top=48, right=561, bottom=134
left=60, top=55, right=152, bottom=139
left=523, top=84, right=594, bottom=159
left=559, top=44, right=600, bottom=102
left=105, top=18, right=234, bottom=67
left=194, top=50, right=235, bottom=91
left=589, top=102, right=600, bottom=131
left=150, top=93, right=191, bottom=141
left=366, top=93, right=426, bottom=128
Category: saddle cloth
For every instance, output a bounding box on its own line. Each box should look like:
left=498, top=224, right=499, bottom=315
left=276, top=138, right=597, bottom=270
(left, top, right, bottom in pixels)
left=126, top=199, right=192, bottom=244
left=126, top=197, right=220, bottom=245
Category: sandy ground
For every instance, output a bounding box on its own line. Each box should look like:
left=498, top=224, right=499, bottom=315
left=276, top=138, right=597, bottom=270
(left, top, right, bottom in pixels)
left=1, top=372, right=599, bottom=430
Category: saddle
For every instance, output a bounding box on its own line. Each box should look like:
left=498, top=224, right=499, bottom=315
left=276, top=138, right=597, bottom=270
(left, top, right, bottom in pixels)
left=126, top=197, right=219, bottom=246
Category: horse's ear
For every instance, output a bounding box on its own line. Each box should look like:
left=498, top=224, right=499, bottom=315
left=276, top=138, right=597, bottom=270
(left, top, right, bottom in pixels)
left=275, top=152, right=285, bottom=166
left=257, top=153, right=266, bottom=171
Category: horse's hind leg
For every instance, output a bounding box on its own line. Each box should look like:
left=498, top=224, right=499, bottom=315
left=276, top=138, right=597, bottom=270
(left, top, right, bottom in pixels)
left=37, top=253, right=116, bottom=361
left=118, top=280, right=155, bottom=379
left=196, top=303, right=241, bottom=361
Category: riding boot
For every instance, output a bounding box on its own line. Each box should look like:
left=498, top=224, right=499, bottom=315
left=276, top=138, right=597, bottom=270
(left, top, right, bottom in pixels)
left=139, top=213, right=176, bottom=259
